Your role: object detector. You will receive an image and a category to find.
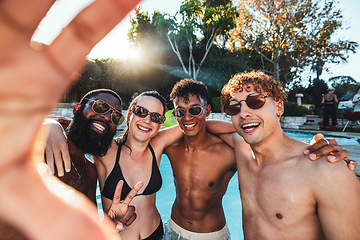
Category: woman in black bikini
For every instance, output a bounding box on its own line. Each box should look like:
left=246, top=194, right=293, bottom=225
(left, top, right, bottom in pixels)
left=96, top=91, right=183, bottom=240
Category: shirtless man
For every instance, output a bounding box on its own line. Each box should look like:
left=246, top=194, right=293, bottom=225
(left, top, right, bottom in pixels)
left=162, top=79, right=354, bottom=239
left=163, top=79, right=236, bottom=239
left=220, top=70, right=360, bottom=239
left=49, top=89, right=123, bottom=202
left=0, top=0, right=141, bottom=239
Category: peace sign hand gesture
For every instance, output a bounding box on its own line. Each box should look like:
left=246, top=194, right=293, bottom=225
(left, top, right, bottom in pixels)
left=107, top=180, right=143, bottom=231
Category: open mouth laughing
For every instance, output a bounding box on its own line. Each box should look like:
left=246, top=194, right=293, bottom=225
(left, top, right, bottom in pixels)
left=137, top=124, right=152, bottom=133
left=241, top=122, right=260, bottom=133
left=90, top=120, right=109, bottom=134
left=183, top=122, right=197, bottom=130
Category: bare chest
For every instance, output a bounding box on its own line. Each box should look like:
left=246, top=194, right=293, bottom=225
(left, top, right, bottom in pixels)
left=166, top=144, right=236, bottom=193
left=239, top=164, right=319, bottom=233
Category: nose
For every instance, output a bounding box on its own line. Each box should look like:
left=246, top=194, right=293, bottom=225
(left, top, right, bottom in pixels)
left=143, top=113, right=151, bottom=123
left=183, top=109, right=193, bottom=120
left=100, top=110, right=112, bottom=122
left=239, top=101, right=252, bottom=119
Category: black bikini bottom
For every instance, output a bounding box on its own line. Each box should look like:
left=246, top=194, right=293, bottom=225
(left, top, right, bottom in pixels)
left=142, top=220, right=164, bottom=240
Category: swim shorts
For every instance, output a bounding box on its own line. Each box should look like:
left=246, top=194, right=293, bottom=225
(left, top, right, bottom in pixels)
left=163, top=218, right=230, bottom=240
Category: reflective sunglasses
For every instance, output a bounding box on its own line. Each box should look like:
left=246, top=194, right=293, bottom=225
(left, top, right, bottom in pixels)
left=132, top=105, right=166, bottom=124
left=173, top=105, right=204, bottom=118
left=85, top=98, right=125, bottom=126
left=223, top=93, right=269, bottom=116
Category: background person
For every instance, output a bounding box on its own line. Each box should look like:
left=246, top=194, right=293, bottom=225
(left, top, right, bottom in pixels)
left=321, top=87, right=339, bottom=129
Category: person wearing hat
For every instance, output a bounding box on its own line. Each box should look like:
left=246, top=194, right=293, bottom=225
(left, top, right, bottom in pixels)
left=321, top=87, right=339, bottom=129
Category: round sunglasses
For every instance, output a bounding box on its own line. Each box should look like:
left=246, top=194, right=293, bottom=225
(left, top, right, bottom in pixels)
left=132, top=105, right=166, bottom=124
left=85, top=98, right=125, bottom=126
left=223, top=93, right=269, bottom=116
left=173, top=105, right=204, bottom=118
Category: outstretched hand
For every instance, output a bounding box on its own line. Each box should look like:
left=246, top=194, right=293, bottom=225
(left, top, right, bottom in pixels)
left=304, top=133, right=357, bottom=170
left=0, top=0, right=141, bottom=239
left=107, top=180, right=144, bottom=232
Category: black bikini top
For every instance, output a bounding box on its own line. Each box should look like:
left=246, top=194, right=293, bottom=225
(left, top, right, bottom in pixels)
left=102, top=142, right=162, bottom=201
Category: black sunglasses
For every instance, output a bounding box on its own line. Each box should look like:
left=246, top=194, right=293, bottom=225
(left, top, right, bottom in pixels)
left=132, top=105, right=166, bottom=124
left=223, top=93, right=269, bottom=116
left=85, top=98, right=124, bottom=126
left=173, top=105, right=204, bottom=118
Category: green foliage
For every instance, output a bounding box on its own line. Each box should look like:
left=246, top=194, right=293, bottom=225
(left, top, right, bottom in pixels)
left=211, top=96, right=222, bottom=113
left=151, top=0, right=238, bottom=79
left=305, top=78, right=328, bottom=113
left=230, top=0, right=358, bottom=85
left=328, top=75, right=359, bottom=100
left=283, top=102, right=313, bottom=116
left=199, top=46, right=250, bottom=88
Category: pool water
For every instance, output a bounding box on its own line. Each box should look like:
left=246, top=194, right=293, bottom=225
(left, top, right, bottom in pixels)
left=97, top=131, right=358, bottom=239
left=285, top=131, right=359, bottom=145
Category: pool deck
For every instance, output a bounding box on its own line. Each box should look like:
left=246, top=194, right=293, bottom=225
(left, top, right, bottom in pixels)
left=284, top=129, right=360, bottom=176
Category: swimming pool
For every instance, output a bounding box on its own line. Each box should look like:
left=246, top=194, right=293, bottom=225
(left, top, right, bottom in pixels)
left=285, top=131, right=359, bottom=145
left=99, top=131, right=358, bottom=239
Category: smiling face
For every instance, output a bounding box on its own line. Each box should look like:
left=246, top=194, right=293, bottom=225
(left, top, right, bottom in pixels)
left=173, top=94, right=210, bottom=137
left=128, top=95, right=164, bottom=142
left=82, top=93, right=121, bottom=134
left=230, top=85, right=284, bottom=146
left=68, top=92, right=121, bottom=157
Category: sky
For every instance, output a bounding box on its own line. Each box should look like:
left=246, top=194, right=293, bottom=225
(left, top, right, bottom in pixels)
left=32, top=0, right=360, bottom=82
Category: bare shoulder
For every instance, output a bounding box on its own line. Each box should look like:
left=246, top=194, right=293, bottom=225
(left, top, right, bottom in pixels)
left=98, top=139, right=117, bottom=165
left=311, top=157, right=355, bottom=180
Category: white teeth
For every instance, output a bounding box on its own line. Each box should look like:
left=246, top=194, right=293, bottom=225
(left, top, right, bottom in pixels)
left=242, top=123, right=259, bottom=129
left=185, top=123, right=196, bottom=128
left=93, top=122, right=105, bottom=131
left=138, top=125, right=150, bottom=132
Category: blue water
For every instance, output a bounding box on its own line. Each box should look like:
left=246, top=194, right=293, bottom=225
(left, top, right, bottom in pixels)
left=98, top=131, right=358, bottom=239
left=285, top=131, right=359, bottom=145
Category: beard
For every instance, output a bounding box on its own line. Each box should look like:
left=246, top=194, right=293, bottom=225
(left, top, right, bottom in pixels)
left=68, top=110, right=116, bottom=157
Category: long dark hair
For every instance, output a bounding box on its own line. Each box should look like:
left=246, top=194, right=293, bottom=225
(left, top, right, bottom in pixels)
left=118, top=91, right=166, bottom=153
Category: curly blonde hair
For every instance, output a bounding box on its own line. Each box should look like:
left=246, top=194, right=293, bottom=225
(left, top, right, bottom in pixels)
left=221, top=71, right=287, bottom=107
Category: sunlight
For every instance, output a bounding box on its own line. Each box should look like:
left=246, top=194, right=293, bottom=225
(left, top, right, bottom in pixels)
left=126, top=47, right=143, bottom=61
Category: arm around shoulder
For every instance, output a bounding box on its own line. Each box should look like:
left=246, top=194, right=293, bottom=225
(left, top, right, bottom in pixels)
left=206, top=119, right=235, bottom=135
left=153, top=124, right=184, bottom=150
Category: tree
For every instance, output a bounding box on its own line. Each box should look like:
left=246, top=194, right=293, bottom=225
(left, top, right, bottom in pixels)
left=305, top=78, right=328, bottom=112
left=229, top=0, right=358, bottom=84
left=152, top=0, right=238, bottom=80
left=292, top=1, right=358, bottom=81
left=328, top=75, right=359, bottom=100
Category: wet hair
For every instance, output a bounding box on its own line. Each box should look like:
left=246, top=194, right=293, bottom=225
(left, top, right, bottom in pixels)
left=170, top=79, right=209, bottom=105
left=119, top=91, right=166, bottom=153
left=221, top=71, right=287, bottom=107
left=79, top=89, right=122, bottom=107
